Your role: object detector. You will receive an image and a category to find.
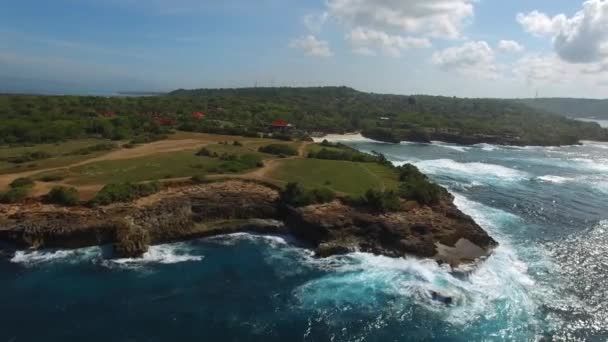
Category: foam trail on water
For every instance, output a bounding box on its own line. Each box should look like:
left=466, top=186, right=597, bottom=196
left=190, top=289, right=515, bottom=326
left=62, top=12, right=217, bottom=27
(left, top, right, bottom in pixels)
left=107, top=243, right=203, bottom=267
left=535, top=175, right=575, bottom=184
left=399, top=159, right=529, bottom=183
left=431, top=141, right=471, bottom=152
left=11, top=247, right=101, bottom=266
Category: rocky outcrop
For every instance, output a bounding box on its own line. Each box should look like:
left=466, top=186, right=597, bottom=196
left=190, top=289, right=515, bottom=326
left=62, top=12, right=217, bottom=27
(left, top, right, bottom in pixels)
left=0, top=180, right=497, bottom=266
left=285, top=193, right=496, bottom=266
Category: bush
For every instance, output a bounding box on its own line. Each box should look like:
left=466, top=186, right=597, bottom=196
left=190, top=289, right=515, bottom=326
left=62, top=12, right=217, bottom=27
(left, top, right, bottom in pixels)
left=10, top=177, right=34, bottom=189
left=0, top=187, right=30, bottom=204
left=68, top=143, right=117, bottom=155
left=45, top=186, right=79, bottom=206
left=279, top=182, right=335, bottom=207
left=191, top=174, right=207, bottom=184
left=129, top=134, right=167, bottom=145
left=396, top=163, right=442, bottom=206
left=196, top=147, right=213, bottom=157
left=5, top=151, right=52, bottom=164
left=258, top=144, right=297, bottom=156
left=399, top=180, right=442, bottom=206
left=90, top=182, right=161, bottom=206
left=361, top=189, right=401, bottom=212
left=308, top=148, right=378, bottom=163
left=39, top=174, right=65, bottom=182
left=233, top=140, right=243, bottom=146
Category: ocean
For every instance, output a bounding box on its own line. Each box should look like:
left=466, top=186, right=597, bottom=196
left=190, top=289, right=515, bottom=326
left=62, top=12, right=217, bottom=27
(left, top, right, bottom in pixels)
left=2, top=139, right=608, bottom=341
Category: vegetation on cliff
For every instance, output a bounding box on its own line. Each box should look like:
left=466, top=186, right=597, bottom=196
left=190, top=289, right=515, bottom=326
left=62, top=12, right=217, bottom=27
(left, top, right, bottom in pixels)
left=90, top=182, right=161, bottom=206
left=45, top=186, right=80, bottom=206
left=279, top=182, right=336, bottom=207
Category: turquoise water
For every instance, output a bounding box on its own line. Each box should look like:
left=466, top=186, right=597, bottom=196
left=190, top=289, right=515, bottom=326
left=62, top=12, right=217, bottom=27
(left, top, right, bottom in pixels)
left=2, top=139, right=608, bottom=341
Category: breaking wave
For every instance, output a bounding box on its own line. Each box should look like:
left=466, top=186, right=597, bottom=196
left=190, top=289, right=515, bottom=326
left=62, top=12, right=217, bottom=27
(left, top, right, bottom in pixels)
left=396, top=159, right=529, bottom=183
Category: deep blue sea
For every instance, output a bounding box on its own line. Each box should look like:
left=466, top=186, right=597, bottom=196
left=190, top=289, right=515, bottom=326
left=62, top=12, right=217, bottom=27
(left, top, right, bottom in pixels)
left=2, top=138, right=608, bottom=341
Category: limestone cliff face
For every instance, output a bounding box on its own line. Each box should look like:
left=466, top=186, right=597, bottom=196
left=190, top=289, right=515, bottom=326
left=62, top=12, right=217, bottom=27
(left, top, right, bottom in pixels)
left=0, top=181, right=497, bottom=266
left=286, top=193, right=497, bottom=265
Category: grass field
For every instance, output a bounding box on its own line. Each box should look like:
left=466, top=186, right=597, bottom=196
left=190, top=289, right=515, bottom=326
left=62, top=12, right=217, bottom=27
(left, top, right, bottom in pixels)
left=268, top=158, right=400, bottom=196
left=305, top=143, right=345, bottom=155
left=38, top=150, right=263, bottom=185
left=0, top=139, right=114, bottom=174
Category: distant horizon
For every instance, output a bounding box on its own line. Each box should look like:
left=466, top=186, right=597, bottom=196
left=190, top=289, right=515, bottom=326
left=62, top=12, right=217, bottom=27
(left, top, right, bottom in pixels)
left=2, top=1, right=608, bottom=98
left=1, top=81, right=608, bottom=101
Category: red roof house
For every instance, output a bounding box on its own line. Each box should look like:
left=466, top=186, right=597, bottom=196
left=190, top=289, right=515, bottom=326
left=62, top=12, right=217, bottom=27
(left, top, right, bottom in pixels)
left=192, top=112, right=206, bottom=119
left=271, top=120, right=290, bottom=127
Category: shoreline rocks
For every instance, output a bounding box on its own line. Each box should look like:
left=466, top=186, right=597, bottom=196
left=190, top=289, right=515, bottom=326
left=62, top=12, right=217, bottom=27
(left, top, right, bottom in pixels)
left=0, top=180, right=497, bottom=266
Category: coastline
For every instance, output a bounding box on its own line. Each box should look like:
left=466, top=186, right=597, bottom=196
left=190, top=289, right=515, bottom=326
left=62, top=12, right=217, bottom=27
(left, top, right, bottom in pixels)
left=0, top=179, right=497, bottom=268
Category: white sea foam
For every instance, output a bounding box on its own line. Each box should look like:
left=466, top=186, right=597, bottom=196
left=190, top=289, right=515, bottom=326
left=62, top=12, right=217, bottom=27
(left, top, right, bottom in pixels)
left=410, top=159, right=529, bottom=182
left=108, top=243, right=203, bottom=266
left=536, top=175, right=575, bottom=184
left=292, top=194, right=550, bottom=339
left=430, top=141, right=471, bottom=152
left=582, top=141, right=608, bottom=150
left=10, top=247, right=101, bottom=266
left=475, top=143, right=500, bottom=151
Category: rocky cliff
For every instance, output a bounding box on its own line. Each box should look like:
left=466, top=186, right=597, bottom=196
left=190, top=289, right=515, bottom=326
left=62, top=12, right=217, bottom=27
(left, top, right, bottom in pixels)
left=0, top=180, right=497, bottom=267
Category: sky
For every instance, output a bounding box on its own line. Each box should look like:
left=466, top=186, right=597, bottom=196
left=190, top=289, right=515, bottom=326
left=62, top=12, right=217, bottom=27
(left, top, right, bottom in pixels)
left=1, top=0, right=608, bottom=98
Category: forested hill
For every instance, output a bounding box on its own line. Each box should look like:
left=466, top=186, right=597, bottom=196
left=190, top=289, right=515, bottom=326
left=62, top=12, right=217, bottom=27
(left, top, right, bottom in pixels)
left=518, top=98, right=608, bottom=119
left=170, top=87, right=608, bottom=145
left=0, top=87, right=607, bottom=146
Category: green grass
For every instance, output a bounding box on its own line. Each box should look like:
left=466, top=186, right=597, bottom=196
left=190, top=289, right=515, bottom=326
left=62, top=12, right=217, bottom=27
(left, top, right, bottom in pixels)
left=306, top=143, right=344, bottom=155
left=0, top=139, right=114, bottom=174
left=269, top=159, right=400, bottom=196
left=50, top=150, right=260, bottom=186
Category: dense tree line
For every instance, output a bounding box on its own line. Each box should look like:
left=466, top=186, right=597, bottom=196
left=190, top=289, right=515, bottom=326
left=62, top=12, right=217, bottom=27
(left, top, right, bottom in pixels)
left=519, top=98, right=608, bottom=120
left=0, top=87, right=606, bottom=146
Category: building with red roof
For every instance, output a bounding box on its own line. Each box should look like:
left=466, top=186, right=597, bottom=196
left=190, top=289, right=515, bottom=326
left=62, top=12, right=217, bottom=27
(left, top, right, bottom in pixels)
left=271, top=120, right=290, bottom=127
left=192, top=112, right=206, bottom=119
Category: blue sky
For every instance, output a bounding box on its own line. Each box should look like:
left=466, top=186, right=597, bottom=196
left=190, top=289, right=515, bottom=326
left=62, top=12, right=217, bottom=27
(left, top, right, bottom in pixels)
left=1, top=0, right=607, bottom=97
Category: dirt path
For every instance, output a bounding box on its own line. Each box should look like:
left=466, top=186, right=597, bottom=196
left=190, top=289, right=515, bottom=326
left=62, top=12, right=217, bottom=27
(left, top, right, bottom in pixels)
left=207, top=141, right=311, bottom=184
left=0, top=139, right=214, bottom=194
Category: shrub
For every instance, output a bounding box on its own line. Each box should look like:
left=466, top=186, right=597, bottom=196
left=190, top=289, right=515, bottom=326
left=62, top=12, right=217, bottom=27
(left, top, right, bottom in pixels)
left=129, top=134, right=167, bottom=145
left=90, top=182, right=161, bottom=206
left=0, top=187, right=30, bottom=204
left=308, top=148, right=377, bottom=163
left=396, top=163, right=443, bottom=206
left=45, top=186, right=79, bottom=206
left=279, top=182, right=335, bottom=207
left=399, top=180, right=442, bottom=206
left=233, top=140, right=243, bottom=146
left=68, top=143, right=117, bottom=155
left=196, top=147, right=213, bottom=157
left=39, top=174, right=65, bottom=182
left=10, top=177, right=34, bottom=189
left=191, top=174, right=207, bottom=184
left=259, top=144, right=297, bottom=156
left=5, top=151, right=52, bottom=164
left=361, top=189, right=401, bottom=212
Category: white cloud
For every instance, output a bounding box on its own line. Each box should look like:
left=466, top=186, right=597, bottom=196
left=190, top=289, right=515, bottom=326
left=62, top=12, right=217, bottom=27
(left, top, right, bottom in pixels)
left=432, top=41, right=500, bottom=79
left=511, top=53, right=608, bottom=86
left=498, top=40, right=524, bottom=53
left=347, top=27, right=431, bottom=57
left=289, top=35, right=333, bottom=57
left=517, top=0, right=608, bottom=63
left=303, top=12, right=329, bottom=33
left=327, top=0, right=475, bottom=39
